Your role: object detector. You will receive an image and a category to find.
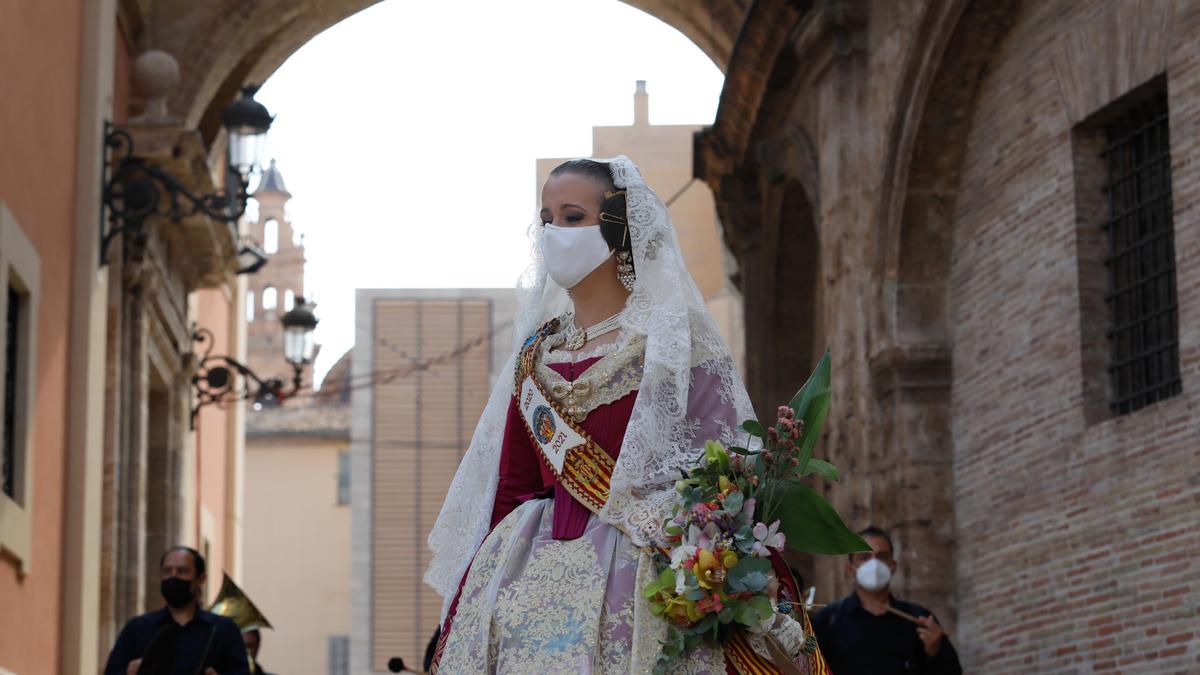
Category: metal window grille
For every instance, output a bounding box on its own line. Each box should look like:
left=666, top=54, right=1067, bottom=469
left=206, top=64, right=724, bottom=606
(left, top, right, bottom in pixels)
left=327, top=634, right=350, bottom=675
left=3, top=286, right=18, bottom=498
left=1101, top=90, right=1181, bottom=415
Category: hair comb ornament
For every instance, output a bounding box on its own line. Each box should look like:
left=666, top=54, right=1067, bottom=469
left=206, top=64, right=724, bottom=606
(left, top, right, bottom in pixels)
left=599, top=190, right=628, bottom=227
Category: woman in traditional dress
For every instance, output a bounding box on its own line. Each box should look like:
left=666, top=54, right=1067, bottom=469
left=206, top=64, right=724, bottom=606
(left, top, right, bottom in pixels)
left=426, top=156, right=825, bottom=673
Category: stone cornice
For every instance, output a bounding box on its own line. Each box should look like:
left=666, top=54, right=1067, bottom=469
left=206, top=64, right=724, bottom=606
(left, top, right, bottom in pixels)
left=869, top=343, right=952, bottom=399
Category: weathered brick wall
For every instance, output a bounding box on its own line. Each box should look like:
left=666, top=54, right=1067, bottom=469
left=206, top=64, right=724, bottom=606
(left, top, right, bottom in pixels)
left=949, top=0, right=1200, bottom=671
left=710, top=0, right=1200, bottom=671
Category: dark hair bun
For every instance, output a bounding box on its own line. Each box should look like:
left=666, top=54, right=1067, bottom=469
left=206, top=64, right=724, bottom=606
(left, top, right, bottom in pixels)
left=599, top=189, right=629, bottom=252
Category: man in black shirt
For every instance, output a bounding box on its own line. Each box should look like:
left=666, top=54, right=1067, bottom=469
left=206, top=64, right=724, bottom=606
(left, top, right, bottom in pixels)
left=812, top=526, right=962, bottom=675
left=105, top=546, right=249, bottom=675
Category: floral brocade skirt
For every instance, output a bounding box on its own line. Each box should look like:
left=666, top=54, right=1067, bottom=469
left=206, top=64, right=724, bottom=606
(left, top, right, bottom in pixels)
left=435, top=498, right=727, bottom=674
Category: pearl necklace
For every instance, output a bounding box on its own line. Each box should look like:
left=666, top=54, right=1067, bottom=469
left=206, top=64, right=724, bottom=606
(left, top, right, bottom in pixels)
left=562, top=311, right=623, bottom=351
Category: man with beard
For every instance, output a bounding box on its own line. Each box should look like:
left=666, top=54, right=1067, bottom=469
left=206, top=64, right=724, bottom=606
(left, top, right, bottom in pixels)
left=105, top=547, right=249, bottom=675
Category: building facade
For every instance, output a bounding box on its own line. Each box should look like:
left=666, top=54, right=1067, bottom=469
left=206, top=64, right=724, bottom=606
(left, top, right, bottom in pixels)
left=244, top=161, right=311, bottom=384
left=243, top=385, right=352, bottom=675
left=241, top=175, right=352, bottom=673
left=8, top=1, right=1200, bottom=672
left=696, top=0, right=1200, bottom=671
left=350, top=289, right=518, bottom=673
left=0, top=2, right=257, bottom=672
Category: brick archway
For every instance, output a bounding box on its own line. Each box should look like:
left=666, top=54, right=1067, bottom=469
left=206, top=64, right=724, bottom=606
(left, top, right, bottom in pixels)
left=867, top=0, right=1024, bottom=634
left=877, top=0, right=1022, bottom=348
left=118, top=0, right=747, bottom=147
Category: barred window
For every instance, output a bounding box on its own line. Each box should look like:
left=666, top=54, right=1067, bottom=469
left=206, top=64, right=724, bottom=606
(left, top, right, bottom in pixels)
left=1101, top=88, right=1180, bottom=415
left=337, top=450, right=350, bottom=506
left=0, top=202, right=40, bottom=572
left=2, top=286, right=18, bottom=498
left=327, top=635, right=350, bottom=675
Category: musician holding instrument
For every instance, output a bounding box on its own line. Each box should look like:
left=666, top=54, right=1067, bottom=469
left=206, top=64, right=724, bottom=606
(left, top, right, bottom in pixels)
left=240, top=630, right=274, bottom=675
left=812, top=526, right=962, bottom=675
left=104, top=547, right=250, bottom=675
left=208, top=572, right=275, bottom=675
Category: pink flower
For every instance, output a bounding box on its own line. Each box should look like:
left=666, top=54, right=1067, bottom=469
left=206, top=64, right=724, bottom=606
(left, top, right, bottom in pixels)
left=752, top=520, right=786, bottom=555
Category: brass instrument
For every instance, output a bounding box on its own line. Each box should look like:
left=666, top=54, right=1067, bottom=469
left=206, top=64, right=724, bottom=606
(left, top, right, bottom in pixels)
left=210, top=573, right=273, bottom=671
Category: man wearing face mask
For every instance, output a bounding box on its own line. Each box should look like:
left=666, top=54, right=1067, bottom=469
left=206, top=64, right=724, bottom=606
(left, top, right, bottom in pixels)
left=104, top=546, right=250, bottom=675
left=812, top=526, right=962, bottom=675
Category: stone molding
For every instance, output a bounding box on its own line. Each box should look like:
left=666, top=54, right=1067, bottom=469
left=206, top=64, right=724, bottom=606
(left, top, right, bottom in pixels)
left=869, top=343, right=952, bottom=400
left=1049, top=0, right=1175, bottom=126
left=695, top=0, right=812, bottom=187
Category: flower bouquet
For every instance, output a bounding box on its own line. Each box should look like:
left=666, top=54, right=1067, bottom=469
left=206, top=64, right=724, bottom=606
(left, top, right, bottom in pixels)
left=642, top=353, right=868, bottom=673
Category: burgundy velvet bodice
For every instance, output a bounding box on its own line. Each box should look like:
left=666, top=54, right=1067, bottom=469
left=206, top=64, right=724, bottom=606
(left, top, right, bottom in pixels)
left=489, top=355, right=637, bottom=540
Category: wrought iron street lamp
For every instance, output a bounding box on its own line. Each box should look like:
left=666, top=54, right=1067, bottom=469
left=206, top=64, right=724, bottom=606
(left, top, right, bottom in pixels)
left=190, top=297, right=319, bottom=426
left=236, top=240, right=269, bottom=276
left=100, top=85, right=275, bottom=265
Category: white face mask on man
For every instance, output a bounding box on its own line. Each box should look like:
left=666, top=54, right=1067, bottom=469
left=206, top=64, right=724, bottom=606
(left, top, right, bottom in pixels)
left=539, top=223, right=613, bottom=290
left=855, top=558, right=892, bottom=592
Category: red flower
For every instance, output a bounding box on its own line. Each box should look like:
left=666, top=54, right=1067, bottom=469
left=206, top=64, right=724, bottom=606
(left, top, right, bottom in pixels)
left=696, top=593, right=725, bottom=614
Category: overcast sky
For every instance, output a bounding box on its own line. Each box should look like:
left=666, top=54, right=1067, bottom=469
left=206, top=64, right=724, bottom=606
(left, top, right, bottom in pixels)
left=253, top=0, right=724, bottom=383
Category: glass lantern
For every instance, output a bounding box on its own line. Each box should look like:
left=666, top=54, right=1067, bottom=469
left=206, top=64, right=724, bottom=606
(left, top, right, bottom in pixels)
left=280, top=297, right=318, bottom=366
left=221, top=85, right=274, bottom=179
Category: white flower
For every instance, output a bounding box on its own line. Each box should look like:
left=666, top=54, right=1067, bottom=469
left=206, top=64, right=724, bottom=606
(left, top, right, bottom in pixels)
left=670, top=544, right=697, bottom=570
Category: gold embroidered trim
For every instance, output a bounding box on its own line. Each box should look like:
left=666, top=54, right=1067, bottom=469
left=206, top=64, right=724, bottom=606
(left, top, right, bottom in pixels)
left=536, top=334, right=645, bottom=422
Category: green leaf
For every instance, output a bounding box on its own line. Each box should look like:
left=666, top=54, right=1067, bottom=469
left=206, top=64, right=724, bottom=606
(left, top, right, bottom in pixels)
left=704, top=440, right=731, bottom=473
left=726, top=445, right=755, bottom=456
left=722, top=491, right=745, bottom=516
left=724, top=556, right=772, bottom=593
left=775, top=480, right=870, bottom=555
left=739, top=420, right=767, bottom=438
left=789, top=352, right=831, bottom=472
left=733, top=594, right=774, bottom=626
left=803, top=458, right=840, bottom=482
left=643, top=567, right=677, bottom=598
left=746, top=595, right=775, bottom=623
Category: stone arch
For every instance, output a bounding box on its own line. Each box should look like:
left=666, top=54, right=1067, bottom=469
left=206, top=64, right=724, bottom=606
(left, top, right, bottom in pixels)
left=876, top=0, right=1021, bottom=348
left=865, top=0, right=1024, bottom=634
left=734, top=137, right=821, bottom=421
left=122, top=0, right=746, bottom=141
left=769, top=179, right=821, bottom=403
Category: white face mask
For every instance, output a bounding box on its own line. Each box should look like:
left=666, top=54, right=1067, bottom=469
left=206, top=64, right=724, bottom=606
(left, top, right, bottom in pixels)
left=540, top=223, right=613, bottom=290
left=855, top=558, right=892, bottom=592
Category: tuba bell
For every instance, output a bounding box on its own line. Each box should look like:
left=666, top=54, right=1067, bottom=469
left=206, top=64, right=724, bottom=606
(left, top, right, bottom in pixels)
left=210, top=573, right=272, bottom=671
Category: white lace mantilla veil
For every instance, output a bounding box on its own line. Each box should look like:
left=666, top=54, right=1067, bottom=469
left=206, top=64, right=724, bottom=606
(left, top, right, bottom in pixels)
left=423, top=155, right=758, bottom=618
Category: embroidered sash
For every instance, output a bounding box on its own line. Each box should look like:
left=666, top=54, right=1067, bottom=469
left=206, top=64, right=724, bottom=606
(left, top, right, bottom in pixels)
left=514, top=318, right=617, bottom=516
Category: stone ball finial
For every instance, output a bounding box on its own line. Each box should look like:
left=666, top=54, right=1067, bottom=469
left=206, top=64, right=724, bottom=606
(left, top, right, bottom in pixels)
left=134, top=50, right=180, bottom=98
left=132, top=50, right=181, bottom=124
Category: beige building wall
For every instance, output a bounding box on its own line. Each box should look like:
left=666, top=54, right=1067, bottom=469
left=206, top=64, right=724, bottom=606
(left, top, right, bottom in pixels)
left=244, top=431, right=351, bottom=674
left=535, top=81, right=745, bottom=370
left=351, top=289, right=517, bottom=674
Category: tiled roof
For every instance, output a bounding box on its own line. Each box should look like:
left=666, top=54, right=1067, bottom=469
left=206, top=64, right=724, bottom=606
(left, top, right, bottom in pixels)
left=245, top=399, right=349, bottom=438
